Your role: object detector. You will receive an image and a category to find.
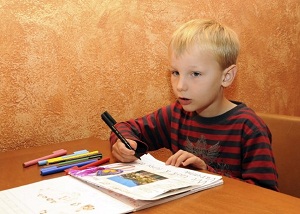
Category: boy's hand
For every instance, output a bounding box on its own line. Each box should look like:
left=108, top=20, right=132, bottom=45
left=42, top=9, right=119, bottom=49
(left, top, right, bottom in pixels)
left=111, top=139, right=137, bottom=162
left=166, top=150, right=207, bottom=170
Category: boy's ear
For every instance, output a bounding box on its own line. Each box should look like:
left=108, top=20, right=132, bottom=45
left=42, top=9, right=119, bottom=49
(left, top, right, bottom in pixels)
left=221, top=65, right=237, bottom=87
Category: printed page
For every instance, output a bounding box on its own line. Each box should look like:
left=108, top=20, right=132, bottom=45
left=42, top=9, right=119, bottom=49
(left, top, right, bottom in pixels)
left=0, top=176, right=134, bottom=214
left=69, top=154, right=223, bottom=201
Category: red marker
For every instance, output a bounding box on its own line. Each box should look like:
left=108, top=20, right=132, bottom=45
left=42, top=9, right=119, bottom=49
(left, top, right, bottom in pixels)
left=64, top=157, right=110, bottom=174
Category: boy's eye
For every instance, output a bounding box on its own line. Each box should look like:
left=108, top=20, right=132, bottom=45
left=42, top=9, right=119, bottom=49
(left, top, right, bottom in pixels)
left=171, top=70, right=179, bottom=76
left=192, top=72, right=201, bottom=77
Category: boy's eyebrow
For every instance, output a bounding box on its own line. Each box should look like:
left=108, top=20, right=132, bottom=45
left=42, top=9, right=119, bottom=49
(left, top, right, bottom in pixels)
left=186, top=65, right=203, bottom=71
left=168, top=65, right=200, bottom=70
left=188, top=65, right=199, bottom=69
left=168, top=66, right=176, bottom=71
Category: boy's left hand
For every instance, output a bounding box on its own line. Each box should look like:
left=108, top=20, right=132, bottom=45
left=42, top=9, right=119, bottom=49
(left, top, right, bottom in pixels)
left=165, top=150, right=207, bottom=170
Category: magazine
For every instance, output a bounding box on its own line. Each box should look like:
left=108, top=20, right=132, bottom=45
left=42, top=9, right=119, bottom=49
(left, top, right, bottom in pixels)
left=68, top=153, right=223, bottom=210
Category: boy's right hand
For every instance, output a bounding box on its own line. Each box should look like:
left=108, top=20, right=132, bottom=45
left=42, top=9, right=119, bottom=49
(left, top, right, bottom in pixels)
left=111, top=139, right=138, bottom=162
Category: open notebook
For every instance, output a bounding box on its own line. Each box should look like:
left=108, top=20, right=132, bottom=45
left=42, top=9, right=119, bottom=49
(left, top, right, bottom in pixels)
left=0, top=154, right=223, bottom=214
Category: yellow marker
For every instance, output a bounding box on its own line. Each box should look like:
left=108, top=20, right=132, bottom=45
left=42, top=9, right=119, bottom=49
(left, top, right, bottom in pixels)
left=47, top=151, right=99, bottom=164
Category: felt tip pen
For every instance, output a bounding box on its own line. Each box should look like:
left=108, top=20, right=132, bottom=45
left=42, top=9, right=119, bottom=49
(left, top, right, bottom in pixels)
left=65, top=157, right=110, bottom=174
left=23, top=149, right=68, bottom=168
left=43, top=154, right=102, bottom=168
left=39, top=150, right=99, bottom=165
left=101, top=111, right=133, bottom=150
left=101, top=111, right=140, bottom=159
left=57, top=154, right=102, bottom=166
left=38, top=149, right=89, bottom=165
left=40, top=159, right=97, bottom=176
left=76, top=157, right=110, bottom=170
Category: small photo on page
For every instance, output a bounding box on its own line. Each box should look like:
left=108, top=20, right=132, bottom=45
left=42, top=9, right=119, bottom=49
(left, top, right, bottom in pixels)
left=108, top=170, right=167, bottom=187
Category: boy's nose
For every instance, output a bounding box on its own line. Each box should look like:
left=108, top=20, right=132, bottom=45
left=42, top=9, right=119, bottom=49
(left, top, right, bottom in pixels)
left=176, top=77, right=188, bottom=92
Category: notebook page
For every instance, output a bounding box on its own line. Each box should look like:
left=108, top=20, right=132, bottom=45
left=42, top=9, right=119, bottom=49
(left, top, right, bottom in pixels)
left=0, top=176, right=133, bottom=214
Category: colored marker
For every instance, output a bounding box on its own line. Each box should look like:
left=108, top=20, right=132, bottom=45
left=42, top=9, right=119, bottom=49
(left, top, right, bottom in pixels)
left=45, top=153, right=102, bottom=167
left=65, top=157, right=110, bottom=174
left=23, top=149, right=67, bottom=168
left=38, top=149, right=89, bottom=165
left=38, top=150, right=99, bottom=165
left=40, top=159, right=98, bottom=176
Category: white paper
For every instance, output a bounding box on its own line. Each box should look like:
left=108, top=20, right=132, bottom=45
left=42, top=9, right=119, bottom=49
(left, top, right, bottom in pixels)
left=0, top=176, right=133, bottom=214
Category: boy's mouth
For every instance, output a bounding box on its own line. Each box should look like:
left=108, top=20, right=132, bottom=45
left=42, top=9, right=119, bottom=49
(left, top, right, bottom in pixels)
left=179, top=97, right=190, bottom=100
left=178, top=97, right=192, bottom=105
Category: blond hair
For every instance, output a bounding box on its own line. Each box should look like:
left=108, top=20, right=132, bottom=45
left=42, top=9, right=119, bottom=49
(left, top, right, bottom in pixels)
left=169, top=19, right=240, bottom=70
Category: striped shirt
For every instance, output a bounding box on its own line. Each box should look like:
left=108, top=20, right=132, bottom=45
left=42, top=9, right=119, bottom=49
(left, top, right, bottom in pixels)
left=110, top=101, right=279, bottom=191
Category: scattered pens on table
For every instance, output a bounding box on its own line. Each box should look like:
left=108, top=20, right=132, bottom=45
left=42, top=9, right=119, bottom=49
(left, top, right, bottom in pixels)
left=38, top=150, right=100, bottom=166
left=42, top=153, right=103, bottom=168
left=36, top=149, right=89, bottom=166
left=41, top=156, right=111, bottom=176
left=40, top=159, right=98, bottom=176
left=23, top=147, right=110, bottom=176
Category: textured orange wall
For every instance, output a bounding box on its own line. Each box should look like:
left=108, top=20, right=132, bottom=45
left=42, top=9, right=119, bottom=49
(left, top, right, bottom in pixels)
left=0, top=0, right=299, bottom=151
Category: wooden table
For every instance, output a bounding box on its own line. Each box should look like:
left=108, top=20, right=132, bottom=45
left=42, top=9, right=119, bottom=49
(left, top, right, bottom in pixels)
left=1, top=137, right=299, bottom=213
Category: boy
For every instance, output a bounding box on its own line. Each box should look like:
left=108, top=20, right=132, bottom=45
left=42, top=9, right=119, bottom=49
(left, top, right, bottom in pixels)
left=109, top=19, right=278, bottom=191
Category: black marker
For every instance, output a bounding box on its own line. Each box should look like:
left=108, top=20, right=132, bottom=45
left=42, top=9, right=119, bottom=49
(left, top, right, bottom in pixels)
left=101, top=111, right=141, bottom=159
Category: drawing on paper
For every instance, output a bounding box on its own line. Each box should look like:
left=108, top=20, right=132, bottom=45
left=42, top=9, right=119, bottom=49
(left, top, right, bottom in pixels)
left=37, top=187, right=95, bottom=213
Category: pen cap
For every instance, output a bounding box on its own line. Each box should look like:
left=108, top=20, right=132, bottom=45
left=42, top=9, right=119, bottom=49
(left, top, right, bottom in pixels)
left=101, top=111, right=116, bottom=126
left=38, top=160, right=47, bottom=165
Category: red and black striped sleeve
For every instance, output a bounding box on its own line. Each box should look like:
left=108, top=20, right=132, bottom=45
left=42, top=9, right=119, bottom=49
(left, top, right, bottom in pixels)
left=109, top=104, right=174, bottom=151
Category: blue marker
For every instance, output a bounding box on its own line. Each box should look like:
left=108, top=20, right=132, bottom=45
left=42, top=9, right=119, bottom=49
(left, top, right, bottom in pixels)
left=40, top=159, right=97, bottom=176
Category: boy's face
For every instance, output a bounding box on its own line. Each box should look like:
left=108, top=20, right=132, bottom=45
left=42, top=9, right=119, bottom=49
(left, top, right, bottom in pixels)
left=169, top=46, right=227, bottom=117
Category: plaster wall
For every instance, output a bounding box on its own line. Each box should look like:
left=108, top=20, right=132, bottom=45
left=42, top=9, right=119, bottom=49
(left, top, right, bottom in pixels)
left=0, top=0, right=299, bottom=151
